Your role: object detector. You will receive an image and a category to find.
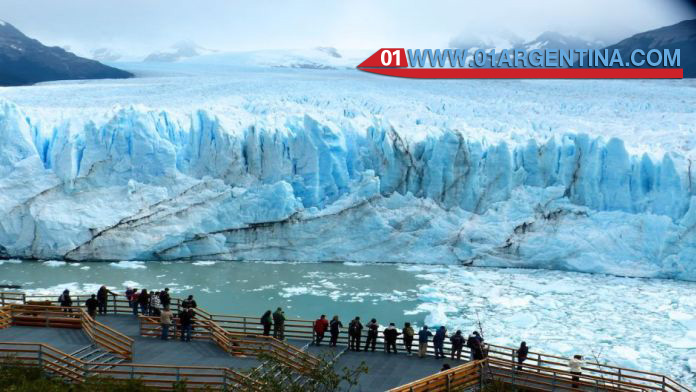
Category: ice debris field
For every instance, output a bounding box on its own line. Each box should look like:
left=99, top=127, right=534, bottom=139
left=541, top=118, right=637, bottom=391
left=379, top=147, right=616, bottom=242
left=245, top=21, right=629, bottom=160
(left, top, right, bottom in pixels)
left=0, top=62, right=696, bottom=280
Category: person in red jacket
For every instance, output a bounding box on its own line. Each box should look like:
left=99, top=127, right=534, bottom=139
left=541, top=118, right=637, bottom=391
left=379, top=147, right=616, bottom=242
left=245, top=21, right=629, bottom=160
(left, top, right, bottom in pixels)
left=314, top=314, right=329, bottom=346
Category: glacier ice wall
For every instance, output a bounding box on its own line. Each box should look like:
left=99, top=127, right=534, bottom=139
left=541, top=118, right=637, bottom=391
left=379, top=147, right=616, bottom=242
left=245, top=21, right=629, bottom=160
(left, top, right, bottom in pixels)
left=1, top=99, right=695, bottom=280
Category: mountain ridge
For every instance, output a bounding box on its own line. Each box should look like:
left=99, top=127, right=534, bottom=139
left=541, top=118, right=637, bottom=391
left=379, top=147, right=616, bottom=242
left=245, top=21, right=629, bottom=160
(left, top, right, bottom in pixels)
left=0, top=20, right=133, bottom=86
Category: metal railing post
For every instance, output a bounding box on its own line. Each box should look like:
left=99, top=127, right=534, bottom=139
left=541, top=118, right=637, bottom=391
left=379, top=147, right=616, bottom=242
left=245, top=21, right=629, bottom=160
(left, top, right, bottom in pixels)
left=243, top=317, right=247, bottom=334
left=446, top=373, right=452, bottom=391
left=176, top=367, right=181, bottom=382
left=38, top=345, right=43, bottom=368
left=130, top=365, right=134, bottom=379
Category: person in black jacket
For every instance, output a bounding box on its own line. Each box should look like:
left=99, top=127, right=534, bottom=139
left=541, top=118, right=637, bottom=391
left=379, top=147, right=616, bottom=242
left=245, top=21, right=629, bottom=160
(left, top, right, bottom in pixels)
left=58, top=289, right=73, bottom=313
left=364, top=318, right=379, bottom=352
left=137, top=289, right=150, bottom=316
left=97, top=286, right=109, bottom=315
left=329, top=315, right=343, bottom=347
left=180, top=308, right=194, bottom=342
left=260, top=310, right=273, bottom=336
left=517, top=341, right=529, bottom=370
left=450, top=330, right=465, bottom=360
left=467, top=331, right=485, bottom=361
left=159, top=288, right=171, bottom=309
left=348, top=317, right=363, bottom=351
left=382, top=323, right=400, bottom=354
left=85, top=294, right=98, bottom=318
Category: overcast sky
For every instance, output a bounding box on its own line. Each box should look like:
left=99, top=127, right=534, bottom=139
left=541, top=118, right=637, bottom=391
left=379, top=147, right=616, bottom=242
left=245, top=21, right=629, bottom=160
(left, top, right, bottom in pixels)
left=2, top=0, right=694, bottom=57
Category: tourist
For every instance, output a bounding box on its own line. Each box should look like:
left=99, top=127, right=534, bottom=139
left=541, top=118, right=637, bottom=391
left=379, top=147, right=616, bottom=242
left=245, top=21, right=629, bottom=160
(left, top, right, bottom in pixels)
left=130, top=289, right=139, bottom=315
left=314, top=314, right=329, bottom=346
left=364, top=318, right=379, bottom=352
left=418, top=325, right=433, bottom=358
left=348, top=317, right=363, bottom=351
left=569, top=354, right=584, bottom=388
left=260, top=310, right=273, bottom=336
left=272, top=307, right=286, bottom=340
left=329, top=315, right=343, bottom=347
left=97, top=286, right=109, bottom=315
left=517, top=341, right=529, bottom=370
left=58, top=289, right=73, bottom=313
left=467, top=331, right=485, bottom=361
left=159, top=288, right=171, bottom=309
left=149, top=291, right=161, bottom=316
left=450, top=330, right=465, bottom=360
left=180, top=308, right=194, bottom=342
left=382, top=323, right=400, bottom=354
left=125, top=287, right=134, bottom=308
left=402, top=322, right=415, bottom=355
left=440, top=364, right=451, bottom=372
left=85, top=294, right=98, bottom=318
left=137, top=289, right=149, bottom=316
left=160, top=306, right=174, bottom=340
left=182, top=295, right=197, bottom=309
left=433, top=326, right=447, bottom=359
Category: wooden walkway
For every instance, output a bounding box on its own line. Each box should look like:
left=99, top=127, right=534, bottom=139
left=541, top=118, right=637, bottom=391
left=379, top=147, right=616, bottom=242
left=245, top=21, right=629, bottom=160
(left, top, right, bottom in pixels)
left=0, top=291, right=691, bottom=392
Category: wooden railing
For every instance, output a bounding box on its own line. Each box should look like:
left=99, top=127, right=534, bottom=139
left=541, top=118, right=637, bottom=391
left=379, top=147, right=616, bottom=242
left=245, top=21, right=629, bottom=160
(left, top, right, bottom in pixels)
left=0, top=291, right=25, bottom=306
left=0, top=342, right=262, bottom=390
left=80, top=310, right=134, bottom=361
left=138, top=315, right=321, bottom=374
left=5, top=304, right=134, bottom=361
left=0, top=306, right=10, bottom=329
left=3, top=291, right=690, bottom=392
left=388, top=360, right=484, bottom=392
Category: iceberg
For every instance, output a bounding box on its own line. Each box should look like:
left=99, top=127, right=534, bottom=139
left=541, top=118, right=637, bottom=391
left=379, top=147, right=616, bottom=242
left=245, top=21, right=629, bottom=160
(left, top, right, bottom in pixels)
left=0, top=74, right=695, bottom=281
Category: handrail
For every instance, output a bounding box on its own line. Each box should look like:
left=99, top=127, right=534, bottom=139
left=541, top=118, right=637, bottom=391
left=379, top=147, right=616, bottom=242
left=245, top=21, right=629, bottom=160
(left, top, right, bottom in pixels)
left=80, top=309, right=134, bottom=361
left=0, top=341, right=257, bottom=390
left=138, top=314, right=321, bottom=374
left=388, top=360, right=483, bottom=392
left=0, top=306, right=10, bottom=329
left=4, top=304, right=134, bottom=361
left=4, top=291, right=689, bottom=392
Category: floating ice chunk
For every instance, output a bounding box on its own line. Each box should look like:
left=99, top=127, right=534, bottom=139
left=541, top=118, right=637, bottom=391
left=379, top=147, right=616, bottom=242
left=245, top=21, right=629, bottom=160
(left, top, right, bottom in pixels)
left=43, top=260, right=66, bottom=267
left=192, top=261, right=217, bottom=266
left=122, top=280, right=141, bottom=288
left=0, top=259, right=22, bottom=265
left=110, top=261, right=146, bottom=269
left=503, top=312, right=537, bottom=329
left=280, top=286, right=311, bottom=297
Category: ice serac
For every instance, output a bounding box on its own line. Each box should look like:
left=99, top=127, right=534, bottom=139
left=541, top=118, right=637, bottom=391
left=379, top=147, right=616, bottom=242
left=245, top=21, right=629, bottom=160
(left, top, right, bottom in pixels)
left=0, top=99, right=695, bottom=280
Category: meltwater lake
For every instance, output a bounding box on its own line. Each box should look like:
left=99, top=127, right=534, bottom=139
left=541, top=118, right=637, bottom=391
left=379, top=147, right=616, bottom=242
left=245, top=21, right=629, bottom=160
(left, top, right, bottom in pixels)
left=0, top=259, right=695, bottom=387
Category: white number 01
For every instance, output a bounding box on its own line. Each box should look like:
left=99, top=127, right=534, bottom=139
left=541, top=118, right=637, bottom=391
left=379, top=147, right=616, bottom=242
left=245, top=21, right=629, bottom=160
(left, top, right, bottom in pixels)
left=380, top=50, right=401, bottom=66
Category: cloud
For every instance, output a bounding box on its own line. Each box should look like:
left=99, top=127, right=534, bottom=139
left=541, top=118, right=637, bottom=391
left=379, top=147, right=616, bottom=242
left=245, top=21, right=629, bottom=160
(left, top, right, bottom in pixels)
left=1, top=0, right=693, bottom=58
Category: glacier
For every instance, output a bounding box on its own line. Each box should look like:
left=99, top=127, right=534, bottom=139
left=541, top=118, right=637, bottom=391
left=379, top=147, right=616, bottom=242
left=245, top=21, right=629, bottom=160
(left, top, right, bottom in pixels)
left=1, top=65, right=696, bottom=280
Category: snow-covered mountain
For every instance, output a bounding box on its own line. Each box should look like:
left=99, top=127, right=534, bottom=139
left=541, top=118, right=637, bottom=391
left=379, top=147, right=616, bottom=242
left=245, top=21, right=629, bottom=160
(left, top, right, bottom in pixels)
left=143, top=41, right=217, bottom=62
left=179, top=47, right=367, bottom=69
left=450, top=31, right=603, bottom=67
left=91, top=48, right=122, bottom=62
left=0, top=20, right=132, bottom=86
left=0, top=65, right=695, bottom=280
left=585, top=19, right=696, bottom=77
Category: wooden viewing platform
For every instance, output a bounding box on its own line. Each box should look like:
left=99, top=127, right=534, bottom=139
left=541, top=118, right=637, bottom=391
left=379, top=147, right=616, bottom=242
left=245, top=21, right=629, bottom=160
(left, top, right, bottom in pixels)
left=0, top=291, right=691, bottom=391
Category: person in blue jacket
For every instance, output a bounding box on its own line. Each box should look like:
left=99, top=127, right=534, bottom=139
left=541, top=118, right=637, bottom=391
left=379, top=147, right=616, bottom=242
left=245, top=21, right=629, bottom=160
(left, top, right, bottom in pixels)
left=418, top=325, right=433, bottom=358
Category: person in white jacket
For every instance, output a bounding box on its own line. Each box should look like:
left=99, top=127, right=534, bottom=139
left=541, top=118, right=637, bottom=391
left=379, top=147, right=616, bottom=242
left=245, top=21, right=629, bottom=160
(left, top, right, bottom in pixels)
left=569, top=354, right=585, bottom=388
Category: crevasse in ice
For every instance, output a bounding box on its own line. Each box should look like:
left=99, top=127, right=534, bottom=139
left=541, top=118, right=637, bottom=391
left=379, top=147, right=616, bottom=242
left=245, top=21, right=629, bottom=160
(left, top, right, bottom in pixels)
left=0, top=99, right=694, bottom=280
